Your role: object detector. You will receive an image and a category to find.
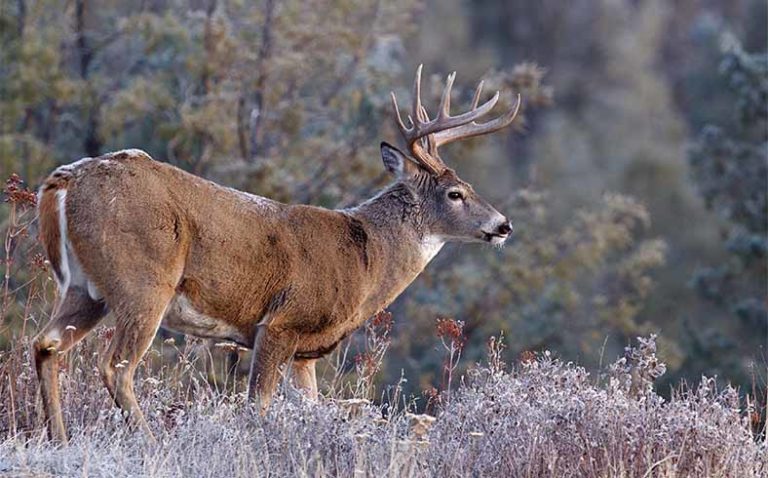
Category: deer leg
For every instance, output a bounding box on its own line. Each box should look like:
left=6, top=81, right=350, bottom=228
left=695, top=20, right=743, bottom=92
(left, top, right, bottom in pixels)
left=292, top=358, right=318, bottom=400
left=33, top=286, right=108, bottom=444
left=99, top=290, right=173, bottom=440
left=247, top=326, right=295, bottom=413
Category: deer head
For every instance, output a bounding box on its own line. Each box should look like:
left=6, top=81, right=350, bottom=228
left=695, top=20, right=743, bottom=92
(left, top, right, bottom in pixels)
left=383, top=65, right=521, bottom=245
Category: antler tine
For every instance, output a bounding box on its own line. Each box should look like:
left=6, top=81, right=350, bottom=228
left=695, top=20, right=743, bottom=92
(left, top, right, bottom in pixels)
left=412, top=64, right=423, bottom=127
left=433, top=93, right=522, bottom=148
left=419, top=105, right=430, bottom=122
left=470, top=80, right=484, bottom=110
left=390, top=92, right=408, bottom=134
left=439, top=72, right=456, bottom=119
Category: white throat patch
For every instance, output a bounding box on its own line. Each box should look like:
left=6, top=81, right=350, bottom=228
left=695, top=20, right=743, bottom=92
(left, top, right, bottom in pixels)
left=420, top=235, right=445, bottom=263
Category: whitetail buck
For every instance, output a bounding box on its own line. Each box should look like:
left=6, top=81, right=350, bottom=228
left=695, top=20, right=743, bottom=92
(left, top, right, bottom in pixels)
left=33, top=66, right=520, bottom=443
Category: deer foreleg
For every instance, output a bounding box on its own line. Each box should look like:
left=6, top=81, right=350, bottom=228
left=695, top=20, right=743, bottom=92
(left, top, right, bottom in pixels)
left=247, top=325, right=295, bottom=413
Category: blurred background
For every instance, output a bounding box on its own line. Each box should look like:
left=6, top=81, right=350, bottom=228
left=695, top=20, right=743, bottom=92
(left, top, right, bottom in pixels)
left=0, top=0, right=766, bottom=402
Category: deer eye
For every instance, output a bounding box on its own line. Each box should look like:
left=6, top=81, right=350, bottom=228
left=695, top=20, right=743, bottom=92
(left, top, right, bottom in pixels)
left=447, top=191, right=464, bottom=201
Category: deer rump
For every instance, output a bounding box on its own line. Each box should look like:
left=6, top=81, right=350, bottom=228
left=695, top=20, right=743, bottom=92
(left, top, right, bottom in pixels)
left=38, top=150, right=374, bottom=358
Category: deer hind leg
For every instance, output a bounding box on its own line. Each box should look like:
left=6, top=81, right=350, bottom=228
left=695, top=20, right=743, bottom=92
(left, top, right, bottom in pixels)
left=33, top=287, right=108, bottom=444
left=292, top=359, right=319, bottom=400
left=247, top=325, right=296, bottom=413
left=99, top=288, right=174, bottom=440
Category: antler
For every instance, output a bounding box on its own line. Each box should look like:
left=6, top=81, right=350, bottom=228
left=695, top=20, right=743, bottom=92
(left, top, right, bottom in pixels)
left=390, top=64, right=522, bottom=175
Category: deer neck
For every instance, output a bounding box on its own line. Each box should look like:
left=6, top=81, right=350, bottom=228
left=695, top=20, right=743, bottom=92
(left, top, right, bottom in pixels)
left=343, top=183, right=444, bottom=309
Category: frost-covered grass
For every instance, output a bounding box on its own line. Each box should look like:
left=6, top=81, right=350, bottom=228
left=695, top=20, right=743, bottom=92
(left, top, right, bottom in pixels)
left=0, top=334, right=765, bottom=477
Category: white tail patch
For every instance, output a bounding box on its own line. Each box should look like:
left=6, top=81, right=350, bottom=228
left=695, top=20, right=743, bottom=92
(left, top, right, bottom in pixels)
left=55, top=190, right=70, bottom=292
left=55, top=190, right=102, bottom=301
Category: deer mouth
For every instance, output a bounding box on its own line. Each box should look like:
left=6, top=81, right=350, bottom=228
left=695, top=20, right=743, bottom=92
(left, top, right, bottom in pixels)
left=482, top=231, right=510, bottom=245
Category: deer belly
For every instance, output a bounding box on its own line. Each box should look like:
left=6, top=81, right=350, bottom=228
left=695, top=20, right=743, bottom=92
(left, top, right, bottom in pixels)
left=161, top=294, right=248, bottom=346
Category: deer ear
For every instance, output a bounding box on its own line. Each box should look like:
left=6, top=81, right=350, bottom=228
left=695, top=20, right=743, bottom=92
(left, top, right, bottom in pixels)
left=380, top=142, right=421, bottom=179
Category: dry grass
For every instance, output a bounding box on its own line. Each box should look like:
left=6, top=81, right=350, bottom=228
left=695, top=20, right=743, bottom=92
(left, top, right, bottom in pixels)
left=0, top=331, right=765, bottom=477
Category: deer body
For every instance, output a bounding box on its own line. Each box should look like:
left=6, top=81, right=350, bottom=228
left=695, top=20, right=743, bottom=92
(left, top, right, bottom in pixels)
left=33, top=66, right=520, bottom=443
left=48, top=151, right=439, bottom=348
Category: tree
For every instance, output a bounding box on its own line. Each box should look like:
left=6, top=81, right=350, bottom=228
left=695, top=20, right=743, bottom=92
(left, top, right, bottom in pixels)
left=687, top=38, right=767, bottom=384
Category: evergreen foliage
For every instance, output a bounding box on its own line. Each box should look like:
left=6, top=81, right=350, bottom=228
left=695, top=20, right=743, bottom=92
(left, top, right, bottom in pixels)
left=688, top=38, right=767, bottom=385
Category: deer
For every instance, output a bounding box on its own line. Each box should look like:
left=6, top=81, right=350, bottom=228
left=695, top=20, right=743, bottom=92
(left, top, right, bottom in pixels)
left=32, top=65, right=521, bottom=443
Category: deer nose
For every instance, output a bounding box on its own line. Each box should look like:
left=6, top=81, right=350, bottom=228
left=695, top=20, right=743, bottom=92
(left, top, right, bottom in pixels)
left=496, top=221, right=513, bottom=236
